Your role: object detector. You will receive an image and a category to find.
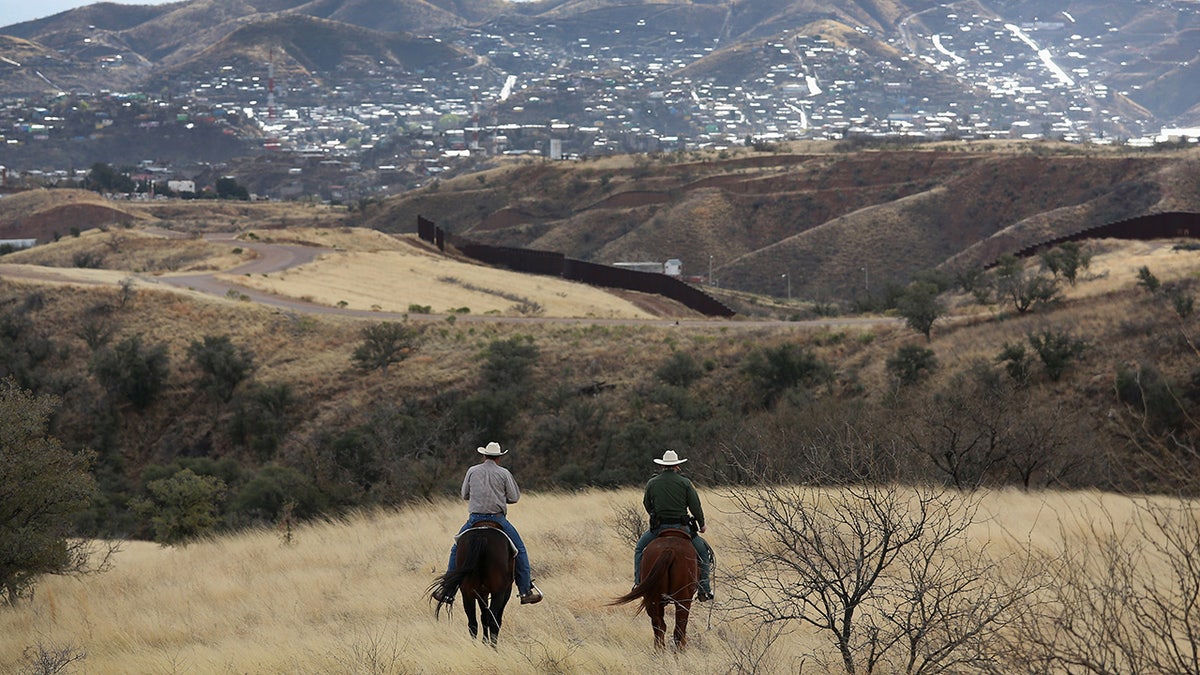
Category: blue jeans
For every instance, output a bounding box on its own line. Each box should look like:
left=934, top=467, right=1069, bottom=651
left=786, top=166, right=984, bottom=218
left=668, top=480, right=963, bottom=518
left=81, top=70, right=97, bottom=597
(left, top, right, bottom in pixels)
left=447, top=513, right=532, bottom=595
left=634, top=526, right=712, bottom=594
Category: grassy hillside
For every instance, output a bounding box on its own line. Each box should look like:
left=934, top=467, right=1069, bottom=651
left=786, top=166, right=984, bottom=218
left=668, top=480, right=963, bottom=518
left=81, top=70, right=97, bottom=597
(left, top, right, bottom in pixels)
left=4, top=184, right=1200, bottom=671
left=0, top=220, right=1198, bottom=521
left=366, top=142, right=1200, bottom=299
left=1, top=155, right=1200, bottom=566
left=1, top=487, right=1195, bottom=673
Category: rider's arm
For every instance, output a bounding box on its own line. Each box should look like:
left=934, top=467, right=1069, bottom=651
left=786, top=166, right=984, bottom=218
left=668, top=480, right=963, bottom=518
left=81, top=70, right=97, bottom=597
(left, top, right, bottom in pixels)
left=504, top=468, right=520, bottom=504
left=687, top=482, right=705, bottom=531
left=461, top=465, right=474, bottom=501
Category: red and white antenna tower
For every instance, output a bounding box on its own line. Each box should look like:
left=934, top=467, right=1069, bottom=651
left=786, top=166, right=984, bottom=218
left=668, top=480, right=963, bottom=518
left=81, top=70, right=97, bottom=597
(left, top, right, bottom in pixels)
left=267, top=47, right=276, bottom=122
left=472, top=90, right=481, bottom=151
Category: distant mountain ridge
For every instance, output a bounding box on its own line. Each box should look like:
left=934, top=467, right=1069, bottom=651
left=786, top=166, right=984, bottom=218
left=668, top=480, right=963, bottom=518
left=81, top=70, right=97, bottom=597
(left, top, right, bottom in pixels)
left=2, top=0, right=1196, bottom=132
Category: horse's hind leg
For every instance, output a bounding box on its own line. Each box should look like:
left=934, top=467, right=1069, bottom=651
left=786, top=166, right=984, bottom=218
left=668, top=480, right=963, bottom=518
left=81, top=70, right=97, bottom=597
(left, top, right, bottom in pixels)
left=464, top=597, right=480, bottom=639
left=484, top=595, right=506, bottom=647
left=481, top=596, right=497, bottom=646
left=673, top=600, right=692, bottom=649
left=650, top=600, right=668, bottom=650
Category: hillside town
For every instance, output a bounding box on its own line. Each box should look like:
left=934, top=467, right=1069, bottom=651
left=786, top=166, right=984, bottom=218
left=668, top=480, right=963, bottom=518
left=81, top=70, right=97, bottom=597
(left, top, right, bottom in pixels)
left=1, top=2, right=1197, bottom=202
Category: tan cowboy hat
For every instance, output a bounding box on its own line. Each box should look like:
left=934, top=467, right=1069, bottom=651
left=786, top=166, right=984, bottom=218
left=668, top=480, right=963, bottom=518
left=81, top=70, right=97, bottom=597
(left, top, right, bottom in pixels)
left=478, top=441, right=507, bottom=456
left=654, top=450, right=688, bottom=466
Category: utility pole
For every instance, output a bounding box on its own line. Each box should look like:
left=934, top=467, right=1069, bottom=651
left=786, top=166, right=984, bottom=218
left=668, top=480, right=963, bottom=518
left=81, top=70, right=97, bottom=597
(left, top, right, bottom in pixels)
left=781, top=272, right=790, bottom=301
left=709, top=254, right=713, bottom=285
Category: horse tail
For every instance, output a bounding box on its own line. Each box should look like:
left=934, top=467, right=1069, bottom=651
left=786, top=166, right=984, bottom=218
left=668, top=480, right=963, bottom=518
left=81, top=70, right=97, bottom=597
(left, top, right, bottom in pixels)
left=429, top=531, right=491, bottom=616
left=445, top=531, right=492, bottom=588
left=609, top=547, right=676, bottom=613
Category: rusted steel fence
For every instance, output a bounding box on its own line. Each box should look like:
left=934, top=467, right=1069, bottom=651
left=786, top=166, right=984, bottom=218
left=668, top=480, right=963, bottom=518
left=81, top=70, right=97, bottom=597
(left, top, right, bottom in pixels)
left=1003, top=211, right=1200, bottom=264
left=417, top=216, right=734, bottom=317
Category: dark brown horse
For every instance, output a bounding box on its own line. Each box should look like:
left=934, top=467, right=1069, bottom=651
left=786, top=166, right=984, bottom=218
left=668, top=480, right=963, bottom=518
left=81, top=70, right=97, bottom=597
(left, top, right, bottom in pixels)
left=429, top=524, right=516, bottom=645
left=610, top=528, right=699, bottom=650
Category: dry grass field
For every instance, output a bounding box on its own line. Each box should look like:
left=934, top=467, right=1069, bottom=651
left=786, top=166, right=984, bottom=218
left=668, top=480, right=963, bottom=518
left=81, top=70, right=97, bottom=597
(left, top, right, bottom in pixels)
left=4, top=189, right=1200, bottom=672
left=222, top=228, right=659, bottom=319
left=0, top=487, right=1190, bottom=674
left=2, top=225, right=664, bottom=319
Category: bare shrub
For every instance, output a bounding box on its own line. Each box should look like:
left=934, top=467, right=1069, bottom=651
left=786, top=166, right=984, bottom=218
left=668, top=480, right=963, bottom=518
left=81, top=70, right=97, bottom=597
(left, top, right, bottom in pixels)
left=610, top=501, right=645, bottom=549
left=1011, top=498, right=1200, bottom=675
left=891, top=364, right=1097, bottom=489
left=19, top=642, right=86, bottom=675
left=325, top=620, right=415, bottom=675
left=716, top=620, right=793, bottom=675
left=725, top=480, right=1038, bottom=674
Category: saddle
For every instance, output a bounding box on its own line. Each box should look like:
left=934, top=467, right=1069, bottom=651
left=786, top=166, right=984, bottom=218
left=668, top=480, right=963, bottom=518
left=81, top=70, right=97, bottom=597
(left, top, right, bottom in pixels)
left=456, top=520, right=518, bottom=556
left=656, top=527, right=693, bottom=541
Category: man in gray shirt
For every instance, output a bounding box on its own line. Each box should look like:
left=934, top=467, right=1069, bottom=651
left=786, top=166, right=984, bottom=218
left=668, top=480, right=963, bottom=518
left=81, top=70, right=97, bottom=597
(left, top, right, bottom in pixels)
left=433, top=441, right=543, bottom=605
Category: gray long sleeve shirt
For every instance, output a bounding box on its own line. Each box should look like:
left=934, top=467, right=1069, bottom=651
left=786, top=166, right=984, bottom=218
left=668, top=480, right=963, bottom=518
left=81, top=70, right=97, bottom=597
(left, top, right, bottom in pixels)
left=461, top=459, right=520, bottom=515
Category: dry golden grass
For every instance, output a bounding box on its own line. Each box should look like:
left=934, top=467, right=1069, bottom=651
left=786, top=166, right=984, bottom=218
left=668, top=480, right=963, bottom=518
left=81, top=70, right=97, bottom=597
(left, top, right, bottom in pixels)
left=3, top=228, right=247, bottom=273
left=0, top=487, right=1186, bottom=674
left=1061, top=239, right=1200, bottom=299
left=2, top=224, right=663, bottom=319
left=219, top=229, right=658, bottom=319
left=0, top=188, right=143, bottom=223
left=243, top=226, right=413, bottom=252
left=128, top=200, right=349, bottom=231
left=873, top=237, right=1200, bottom=395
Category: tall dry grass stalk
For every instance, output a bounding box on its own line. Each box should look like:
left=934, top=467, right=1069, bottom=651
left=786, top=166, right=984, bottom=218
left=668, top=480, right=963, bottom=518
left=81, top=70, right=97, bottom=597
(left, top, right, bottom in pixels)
left=1, top=487, right=1191, bottom=674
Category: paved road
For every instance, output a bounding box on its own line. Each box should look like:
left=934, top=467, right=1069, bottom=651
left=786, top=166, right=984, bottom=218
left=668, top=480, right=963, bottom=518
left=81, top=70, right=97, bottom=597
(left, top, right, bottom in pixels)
left=2, top=234, right=901, bottom=330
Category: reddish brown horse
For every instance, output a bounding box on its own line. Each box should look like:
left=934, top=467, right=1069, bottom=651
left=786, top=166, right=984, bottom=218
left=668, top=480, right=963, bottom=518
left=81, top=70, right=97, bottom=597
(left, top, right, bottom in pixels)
left=429, top=524, right=516, bottom=646
left=610, top=528, right=699, bottom=650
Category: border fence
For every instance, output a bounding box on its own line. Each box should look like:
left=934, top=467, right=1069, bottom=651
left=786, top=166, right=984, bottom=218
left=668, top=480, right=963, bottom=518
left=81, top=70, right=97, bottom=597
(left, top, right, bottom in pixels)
left=415, top=215, right=735, bottom=317
left=993, top=211, right=1200, bottom=267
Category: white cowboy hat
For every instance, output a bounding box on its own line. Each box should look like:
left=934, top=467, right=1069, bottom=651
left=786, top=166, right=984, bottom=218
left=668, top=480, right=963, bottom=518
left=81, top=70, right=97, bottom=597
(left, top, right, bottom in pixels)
left=654, top=450, right=688, bottom=466
left=478, top=441, right=507, bottom=456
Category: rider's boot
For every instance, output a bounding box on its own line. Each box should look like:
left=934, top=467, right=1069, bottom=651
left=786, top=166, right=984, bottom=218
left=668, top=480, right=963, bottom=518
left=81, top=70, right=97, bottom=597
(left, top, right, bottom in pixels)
left=520, top=580, right=543, bottom=605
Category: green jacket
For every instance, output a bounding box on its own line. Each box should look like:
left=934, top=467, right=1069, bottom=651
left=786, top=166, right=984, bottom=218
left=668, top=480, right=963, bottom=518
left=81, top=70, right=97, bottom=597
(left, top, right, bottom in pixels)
left=643, top=469, right=705, bottom=529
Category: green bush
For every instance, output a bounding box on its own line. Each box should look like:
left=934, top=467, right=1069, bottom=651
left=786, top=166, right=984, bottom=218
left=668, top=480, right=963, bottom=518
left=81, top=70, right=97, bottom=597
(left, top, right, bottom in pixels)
left=1028, top=330, right=1087, bottom=381
left=351, top=322, right=418, bottom=375
left=452, top=389, right=520, bottom=447
left=742, top=343, right=833, bottom=408
left=1115, top=364, right=1185, bottom=434
left=481, top=336, right=539, bottom=390
left=0, top=378, right=100, bottom=604
left=655, top=352, right=705, bottom=388
left=896, top=281, right=944, bottom=341
left=1136, top=265, right=1160, bottom=293
left=228, top=383, right=294, bottom=460
left=886, top=345, right=938, bottom=386
left=133, top=469, right=226, bottom=546
left=995, top=343, right=1032, bottom=383
left=188, top=334, right=254, bottom=402
left=230, top=465, right=327, bottom=525
left=90, top=335, right=170, bottom=410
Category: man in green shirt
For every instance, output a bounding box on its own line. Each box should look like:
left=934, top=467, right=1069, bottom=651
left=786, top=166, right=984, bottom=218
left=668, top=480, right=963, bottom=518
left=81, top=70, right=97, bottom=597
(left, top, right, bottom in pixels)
left=632, top=450, right=715, bottom=601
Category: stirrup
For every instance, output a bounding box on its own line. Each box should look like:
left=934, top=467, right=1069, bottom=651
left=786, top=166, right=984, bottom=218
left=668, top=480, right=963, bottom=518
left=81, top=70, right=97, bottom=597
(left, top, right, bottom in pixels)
left=520, top=583, right=543, bottom=605
left=697, top=589, right=713, bottom=602
left=433, top=588, right=455, bottom=605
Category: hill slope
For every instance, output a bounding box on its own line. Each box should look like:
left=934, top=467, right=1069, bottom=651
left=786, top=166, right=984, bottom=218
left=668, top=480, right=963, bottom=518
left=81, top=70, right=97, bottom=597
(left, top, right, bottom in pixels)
left=366, top=143, right=1200, bottom=298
